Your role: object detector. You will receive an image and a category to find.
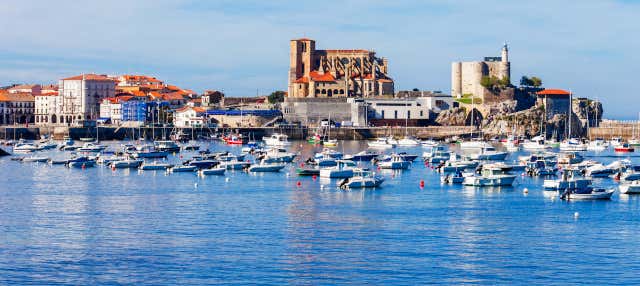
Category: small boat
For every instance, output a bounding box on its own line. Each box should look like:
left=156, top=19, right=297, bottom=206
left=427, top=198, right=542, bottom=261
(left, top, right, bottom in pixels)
left=248, top=162, right=286, bottom=172
left=343, top=151, right=379, bottom=162
left=13, top=142, right=41, bottom=153
left=154, top=141, right=181, bottom=152
left=368, top=137, right=396, bottom=149
left=38, top=140, right=58, bottom=150
left=220, top=160, right=251, bottom=170
left=560, top=138, right=587, bottom=151
left=62, top=135, right=74, bottom=146
left=459, top=140, right=492, bottom=150
left=224, top=135, right=244, bottom=145
left=319, top=161, right=355, bottom=178
left=22, top=156, right=49, bottom=163
left=77, top=142, right=107, bottom=152
left=620, top=181, right=640, bottom=194
left=466, top=146, right=508, bottom=161
left=188, top=159, right=219, bottom=169
left=422, top=145, right=451, bottom=164
left=610, top=137, right=624, bottom=147
left=130, top=146, right=169, bottom=159
left=614, top=143, right=635, bottom=153
left=322, top=139, right=338, bottom=147
left=437, top=159, right=479, bottom=173
left=557, top=152, right=584, bottom=165
left=338, top=171, right=384, bottom=189
left=139, top=161, right=173, bottom=170
left=110, top=159, right=143, bottom=169
left=560, top=188, right=614, bottom=200
left=296, top=168, right=320, bottom=176
left=587, top=138, right=609, bottom=151
left=79, top=137, right=95, bottom=142
left=258, top=148, right=297, bottom=163
left=441, top=172, right=471, bottom=184
left=397, top=136, right=420, bottom=146
left=199, top=167, right=226, bottom=176
left=543, top=169, right=591, bottom=191
left=170, top=165, right=198, bottom=173
left=463, top=164, right=516, bottom=187
left=67, top=157, right=96, bottom=168
left=377, top=154, right=410, bottom=170
left=262, top=133, right=291, bottom=146
left=421, top=140, right=439, bottom=148
left=521, top=136, right=548, bottom=150
left=525, top=160, right=557, bottom=176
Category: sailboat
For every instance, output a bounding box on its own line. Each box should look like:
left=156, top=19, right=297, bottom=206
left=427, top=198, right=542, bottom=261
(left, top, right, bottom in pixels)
left=630, top=112, right=640, bottom=147
left=560, top=91, right=587, bottom=151
left=322, top=113, right=338, bottom=147
left=397, top=96, right=420, bottom=146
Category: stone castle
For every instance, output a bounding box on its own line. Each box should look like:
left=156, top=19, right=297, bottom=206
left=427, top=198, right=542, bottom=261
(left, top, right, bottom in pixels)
left=287, top=38, right=394, bottom=98
left=451, top=44, right=510, bottom=101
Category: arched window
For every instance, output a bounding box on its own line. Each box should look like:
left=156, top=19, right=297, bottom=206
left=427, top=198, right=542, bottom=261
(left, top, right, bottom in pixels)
left=334, top=89, right=339, bottom=95
left=321, top=89, right=326, bottom=94
left=340, top=89, right=345, bottom=94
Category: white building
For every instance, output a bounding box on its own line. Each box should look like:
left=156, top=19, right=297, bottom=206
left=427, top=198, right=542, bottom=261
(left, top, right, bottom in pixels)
left=99, top=98, right=122, bottom=125
left=34, top=93, right=60, bottom=125
left=364, top=93, right=453, bottom=125
left=56, top=74, right=116, bottom=125
left=174, top=106, right=209, bottom=128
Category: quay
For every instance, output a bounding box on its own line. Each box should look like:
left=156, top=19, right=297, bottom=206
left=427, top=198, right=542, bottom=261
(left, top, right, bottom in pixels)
left=0, top=126, right=477, bottom=141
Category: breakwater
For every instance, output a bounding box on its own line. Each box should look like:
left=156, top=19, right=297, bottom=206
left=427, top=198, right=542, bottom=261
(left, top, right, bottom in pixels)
left=0, top=125, right=477, bottom=141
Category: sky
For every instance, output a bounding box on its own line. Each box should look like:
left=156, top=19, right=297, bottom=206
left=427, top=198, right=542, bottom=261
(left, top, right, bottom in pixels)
left=1, top=0, right=639, bottom=118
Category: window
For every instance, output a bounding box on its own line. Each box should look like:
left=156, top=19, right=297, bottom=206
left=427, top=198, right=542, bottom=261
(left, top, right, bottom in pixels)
left=381, top=110, right=385, bottom=118
left=394, top=110, right=398, bottom=119
left=321, top=89, right=326, bottom=94
left=340, top=90, right=345, bottom=94
left=420, top=110, right=423, bottom=117
left=407, top=110, right=411, bottom=119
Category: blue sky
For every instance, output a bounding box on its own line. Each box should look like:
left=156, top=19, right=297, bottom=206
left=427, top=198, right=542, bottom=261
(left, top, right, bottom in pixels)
left=1, top=0, right=639, bottom=118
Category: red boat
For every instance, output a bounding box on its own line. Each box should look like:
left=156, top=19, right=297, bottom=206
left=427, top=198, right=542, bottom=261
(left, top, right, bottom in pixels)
left=224, top=135, right=244, bottom=145
left=614, top=143, right=635, bottom=153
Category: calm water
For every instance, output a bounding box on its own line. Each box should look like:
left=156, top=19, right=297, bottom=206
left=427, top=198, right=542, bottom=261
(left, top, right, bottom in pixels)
left=1, top=141, right=640, bottom=285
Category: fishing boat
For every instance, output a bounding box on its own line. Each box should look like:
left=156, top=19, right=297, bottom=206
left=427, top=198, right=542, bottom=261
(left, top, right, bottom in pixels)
left=248, top=162, right=286, bottom=172
left=169, top=165, right=198, bottom=173
left=110, top=159, right=143, bottom=169
left=619, top=181, right=640, bottom=194
left=525, top=160, right=557, bottom=176
left=262, top=133, right=291, bottom=146
left=199, top=167, right=226, bottom=176
left=543, top=168, right=591, bottom=191
left=139, top=161, right=173, bottom=170
left=338, top=170, right=384, bottom=189
left=463, top=164, right=516, bottom=187
left=377, top=154, right=410, bottom=170
left=368, top=137, right=396, bottom=149
left=319, top=161, right=354, bottom=178
left=614, top=143, right=635, bottom=153
left=154, top=140, right=181, bottom=152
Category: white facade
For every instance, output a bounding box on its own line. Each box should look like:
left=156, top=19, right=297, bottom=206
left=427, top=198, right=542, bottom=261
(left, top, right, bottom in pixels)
left=99, top=100, right=122, bottom=125
left=366, top=94, right=453, bottom=120
left=56, top=74, right=116, bottom=125
left=34, top=95, right=60, bottom=125
left=174, top=107, right=208, bottom=128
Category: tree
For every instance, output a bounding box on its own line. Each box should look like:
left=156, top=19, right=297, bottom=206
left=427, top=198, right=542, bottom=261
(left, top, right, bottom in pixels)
left=530, top=76, right=542, bottom=87
left=520, top=76, right=532, bottom=87
left=412, top=88, right=420, bottom=92
left=480, top=76, right=494, bottom=88
left=268, top=90, right=286, bottom=104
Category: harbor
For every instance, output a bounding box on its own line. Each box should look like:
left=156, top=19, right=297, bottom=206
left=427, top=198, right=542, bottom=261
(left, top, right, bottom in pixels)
left=3, top=136, right=640, bottom=284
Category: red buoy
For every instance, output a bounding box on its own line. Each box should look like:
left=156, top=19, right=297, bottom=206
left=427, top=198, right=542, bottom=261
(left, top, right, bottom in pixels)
left=312, top=175, right=317, bottom=180
left=296, top=181, right=302, bottom=187
left=81, top=163, right=86, bottom=170
left=420, top=180, right=425, bottom=188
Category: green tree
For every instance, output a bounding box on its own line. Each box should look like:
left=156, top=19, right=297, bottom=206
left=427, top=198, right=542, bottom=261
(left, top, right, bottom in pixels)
left=520, top=76, right=532, bottom=87
left=498, top=76, right=510, bottom=87
left=530, top=76, right=542, bottom=87
left=412, top=88, right=420, bottom=92
left=480, top=76, right=494, bottom=88
left=268, top=90, right=286, bottom=104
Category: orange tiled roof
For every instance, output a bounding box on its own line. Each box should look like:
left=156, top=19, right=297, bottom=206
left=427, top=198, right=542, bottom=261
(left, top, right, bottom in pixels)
left=309, top=71, right=336, bottom=82
left=131, top=90, right=147, bottom=97
left=0, top=92, right=35, bottom=102
left=116, top=95, right=134, bottom=102
left=165, top=85, right=181, bottom=91
left=162, top=92, right=185, bottom=101
left=537, top=89, right=570, bottom=96
left=293, top=76, right=309, bottom=84
left=62, top=74, right=114, bottom=81
left=325, top=49, right=370, bottom=54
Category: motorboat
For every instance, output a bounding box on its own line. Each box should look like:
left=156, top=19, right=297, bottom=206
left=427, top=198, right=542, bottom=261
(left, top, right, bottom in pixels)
left=543, top=168, right=591, bottom=191
left=463, top=164, right=516, bottom=187
left=296, top=168, right=320, bottom=176
left=436, top=158, right=479, bottom=173
left=521, top=136, right=548, bottom=150
left=110, top=159, right=143, bottom=169
left=130, top=146, right=169, bottom=159
left=377, top=154, right=410, bottom=170
left=139, top=161, right=173, bottom=170
left=314, top=148, right=343, bottom=159
left=67, top=156, right=96, bottom=168
left=62, top=135, right=74, bottom=146
left=219, top=160, right=251, bottom=170
left=377, top=153, right=418, bottom=163
left=199, top=167, right=226, bottom=176
left=616, top=170, right=640, bottom=182
left=610, top=137, right=624, bottom=147
left=77, top=142, right=107, bottom=152
left=182, top=141, right=200, bottom=151
left=13, top=142, right=41, bottom=153
left=397, top=136, right=420, bottom=147
left=154, top=140, right=181, bottom=152
left=323, top=139, right=338, bottom=147
left=420, top=140, right=439, bottom=148
left=248, top=162, right=286, bottom=172
left=525, top=160, right=557, bottom=176
left=169, top=165, right=198, bottom=173
left=258, top=148, right=297, bottom=163
left=459, top=140, right=492, bottom=150
left=187, top=159, right=219, bottom=169
left=422, top=146, right=451, bottom=164
left=587, top=138, right=609, bottom=151
left=441, top=172, right=473, bottom=184
left=585, top=160, right=631, bottom=178
left=518, top=152, right=557, bottom=165
left=466, top=146, right=508, bottom=161
left=343, top=151, right=379, bottom=162
left=559, top=138, right=587, bottom=151
left=22, top=156, right=49, bottom=163
left=338, top=170, right=384, bottom=189
left=614, top=143, right=635, bottom=153
left=368, top=137, right=396, bottom=149
left=311, top=155, right=337, bottom=167
left=557, top=152, right=584, bottom=165
left=619, top=181, right=640, bottom=194
left=224, top=135, right=244, bottom=145
left=560, top=187, right=614, bottom=200
left=319, top=161, right=355, bottom=178
left=629, top=138, right=640, bottom=147
left=38, top=140, right=58, bottom=150
left=262, top=133, right=291, bottom=146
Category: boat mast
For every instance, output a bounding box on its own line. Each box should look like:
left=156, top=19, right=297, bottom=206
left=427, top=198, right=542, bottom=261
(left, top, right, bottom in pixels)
left=568, top=90, right=572, bottom=139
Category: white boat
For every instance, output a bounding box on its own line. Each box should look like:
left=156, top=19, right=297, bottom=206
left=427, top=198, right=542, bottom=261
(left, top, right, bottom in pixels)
left=619, top=181, right=640, bottom=194
left=377, top=154, right=410, bottom=170
left=557, top=152, right=584, bottom=165
left=368, top=137, right=396, bottom=149
left=110, top=159, right=143, bottom=169
left=587, top=138, right=609, bottom=151
left=459, top=140, right=492, bottom=150
left=139, top=161, right=173, bottom=170
left=521, top=136, right=548, bottom=150
left=62, top=135, right=74, bottom=146
left=199, top=167, right=226, bottom=176
left=560, top=138, right=587, bottom=151
left=543, top=169, right=591, bottom=190
left=423, top=146, right=452, bottom=164
left=154, top=140, right=181, bottom=152
left=463, top=164, right=516, bottom=186
left=322, top=139, right=338, bottom=147
left=38, top=140, right=58, bottom=150
left=248, top=162, right=286, bottom=172
left=561, top=188, right=614, bottom=200
left=13, top=142, right=41, bottom=153
left=22, top=156, right=49, bottom=163
left=421, top=140, right=439, bottom=148
left=262, top=133, right=291, bottom=146
left=220, top=160, right=251, bottom=170
left=441, top=172, right=473, bottom=184
left=397, top=136, right=420, bottom=146
left=338, top=171, right=384, bottom=189
left=170, top=165, right=198, bottom=172
left=319, top=161, right=354, bottom=178
left=67, top=157, right=96, bottom=168
left=610, top=137, right=624, bottom=148
left=466, top=146, right=508, bottom=161
left=77, top=142, right=107, bottom=152
left=259, top=148, right=297, bottom=163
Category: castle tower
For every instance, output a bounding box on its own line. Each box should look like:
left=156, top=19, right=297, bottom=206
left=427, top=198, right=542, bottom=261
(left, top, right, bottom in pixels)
left=451, top=62, right=462, bottom=98
left=288, top=38, right=315, bottom=97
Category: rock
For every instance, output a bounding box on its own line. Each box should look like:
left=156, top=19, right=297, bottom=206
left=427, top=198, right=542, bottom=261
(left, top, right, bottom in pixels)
left=435, top=107, right=467, bottom=126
